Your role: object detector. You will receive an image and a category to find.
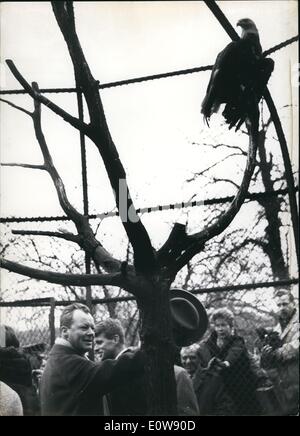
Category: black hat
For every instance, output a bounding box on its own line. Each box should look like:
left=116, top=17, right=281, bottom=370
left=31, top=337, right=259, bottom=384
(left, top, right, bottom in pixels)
left=22, top=343, right=46, bottom=353
left=170, top=288, right=208, bottom=347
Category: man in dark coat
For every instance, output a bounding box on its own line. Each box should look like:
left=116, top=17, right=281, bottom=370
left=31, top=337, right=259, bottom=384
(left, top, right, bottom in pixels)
left=40, top=303, right=144, bottom=416
left=95, top=319, right=147, bottom=415
left=95, top=318, right=199, bottom=416
left=181, top=343, right=235, bottom=416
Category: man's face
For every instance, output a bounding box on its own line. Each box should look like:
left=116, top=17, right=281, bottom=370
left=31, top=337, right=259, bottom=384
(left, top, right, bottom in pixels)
left=64, top=310, right=95, bottom=355
left=214, top=318, right=232, bottom=340
left=276, top=295, right=295, bottom=320
left=181, top=350, right=200, bottom=377
left=94, top=333, right=119, bottom=360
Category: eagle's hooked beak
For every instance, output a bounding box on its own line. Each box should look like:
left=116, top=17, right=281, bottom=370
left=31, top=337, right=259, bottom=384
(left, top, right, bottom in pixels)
left=236, top=18, right=248, bottom=29
left=236, top=19, right=244, bottom=37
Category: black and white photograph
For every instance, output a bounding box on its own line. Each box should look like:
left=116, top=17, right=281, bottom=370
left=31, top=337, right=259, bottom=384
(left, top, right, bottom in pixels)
left=0, top=1, right=298, bottom=418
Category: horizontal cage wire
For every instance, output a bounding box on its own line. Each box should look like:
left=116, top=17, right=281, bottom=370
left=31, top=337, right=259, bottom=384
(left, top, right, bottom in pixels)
left=0, top=36, right=297, bottom=96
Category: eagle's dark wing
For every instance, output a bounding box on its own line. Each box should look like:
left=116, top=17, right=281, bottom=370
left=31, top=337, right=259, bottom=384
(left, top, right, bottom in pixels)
left=201, top=41, right=241, bottom=122
left=201, top=37, right=274, bottom=131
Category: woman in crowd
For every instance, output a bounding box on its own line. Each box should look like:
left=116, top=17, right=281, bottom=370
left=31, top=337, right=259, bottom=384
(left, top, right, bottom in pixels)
left=196, top=308, right=261, bottom=415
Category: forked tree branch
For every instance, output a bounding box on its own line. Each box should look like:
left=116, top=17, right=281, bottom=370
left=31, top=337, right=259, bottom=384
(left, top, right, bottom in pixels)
left=5, top=60, right=90, bottom=135
left=1, top=80, right=122, bottom=275
left=0, top=79, right=152, bottom=298
left=51, top=1, right=156, bottom=274
left=30, top=81, right=122, bottom=273
left=159, top=121, right=259, bottom=274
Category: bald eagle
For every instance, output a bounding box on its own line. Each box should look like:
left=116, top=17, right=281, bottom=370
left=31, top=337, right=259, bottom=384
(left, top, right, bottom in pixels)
left=201, top=18, right=274, bottom=131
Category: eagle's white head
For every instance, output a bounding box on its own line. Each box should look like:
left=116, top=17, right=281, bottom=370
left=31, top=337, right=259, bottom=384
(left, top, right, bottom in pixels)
left=237, top=18, right=262, bottom=55
left=236, top=18, right=259, bottom=36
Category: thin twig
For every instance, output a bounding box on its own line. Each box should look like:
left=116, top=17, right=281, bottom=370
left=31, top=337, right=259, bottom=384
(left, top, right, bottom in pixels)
left=12, top=229, right=80, bottom=244
left=0, top=97, right=32, bottom=116
left=1, top=163, right=45, bottom=170
left=5, top=60, right=90, bottom=135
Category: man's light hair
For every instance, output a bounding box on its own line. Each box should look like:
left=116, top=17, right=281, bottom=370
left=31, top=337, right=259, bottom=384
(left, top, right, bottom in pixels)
left=60, top=303, right=91, bottom=328
left=95, top=318, right=125, bottom=344
left=180, top=343, right=201, bottom=356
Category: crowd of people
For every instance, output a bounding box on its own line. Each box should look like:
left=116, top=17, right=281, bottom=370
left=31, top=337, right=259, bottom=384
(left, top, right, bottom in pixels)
left=0, top=288, right=298, bottom=416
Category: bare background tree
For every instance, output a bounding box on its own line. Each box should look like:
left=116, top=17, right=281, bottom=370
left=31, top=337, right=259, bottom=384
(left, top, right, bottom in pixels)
left=187, top=104, right=297, bottom=284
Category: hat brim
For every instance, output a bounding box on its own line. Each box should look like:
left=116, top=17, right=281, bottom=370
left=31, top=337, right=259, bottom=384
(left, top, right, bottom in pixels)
left=170, top=288, right=208, bottom=347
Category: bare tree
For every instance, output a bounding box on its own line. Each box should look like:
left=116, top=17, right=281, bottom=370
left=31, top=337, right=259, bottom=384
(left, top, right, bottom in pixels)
left=0, top=2, right=262, bottom=414
left=188, top=105, right=295, bottom=283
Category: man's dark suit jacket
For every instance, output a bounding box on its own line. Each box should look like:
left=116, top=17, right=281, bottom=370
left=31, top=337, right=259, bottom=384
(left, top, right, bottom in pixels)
left=40, top=344, right=143, bottom=416
left=107, top=350, right=199, bottom=416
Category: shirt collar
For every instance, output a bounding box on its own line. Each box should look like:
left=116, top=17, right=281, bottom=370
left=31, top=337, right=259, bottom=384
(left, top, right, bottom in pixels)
left=115, top=347, right=130, bottom=360
left=54, top=337, right=89, bottom=358
left=55, top=337, right=73, bottom=348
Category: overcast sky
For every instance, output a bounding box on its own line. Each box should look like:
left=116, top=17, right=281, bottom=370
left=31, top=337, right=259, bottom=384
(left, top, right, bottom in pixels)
left=0, top=1, right=298, bottom=301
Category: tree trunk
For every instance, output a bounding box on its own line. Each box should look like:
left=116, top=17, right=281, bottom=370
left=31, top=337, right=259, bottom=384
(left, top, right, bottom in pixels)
left=138, top=278, right=178, bottom=415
